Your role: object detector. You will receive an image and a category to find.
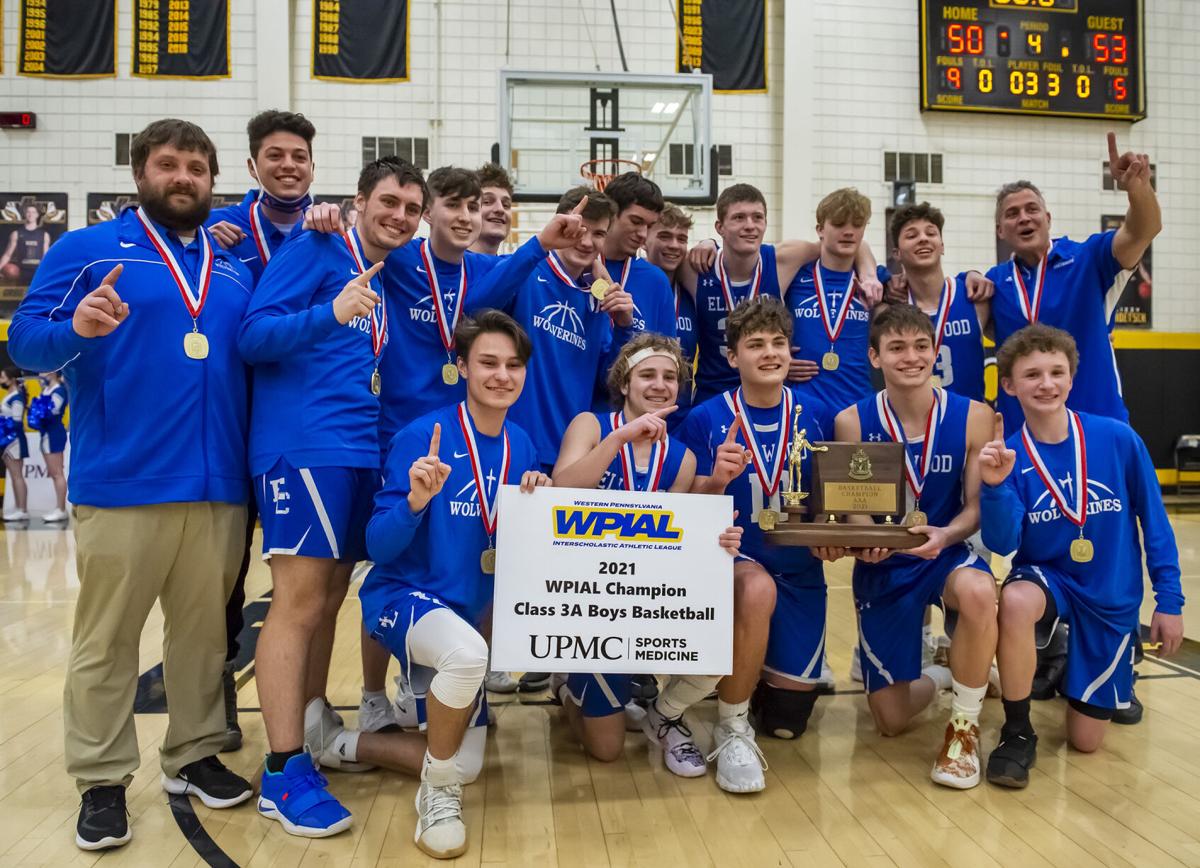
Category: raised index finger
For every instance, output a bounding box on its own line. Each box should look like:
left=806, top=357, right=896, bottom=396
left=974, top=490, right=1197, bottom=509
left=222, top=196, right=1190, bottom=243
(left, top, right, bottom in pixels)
left=572, top=195, right=589, bottom=215
left=724, top=414, right=743, bottom=445
left=652, top=404, right=679, bottom=419
left=1107, top=130, right=1120, bottom=164
left=361, top=260, right=385, bottom=282
left=993, top=411, right=1005, bottom=443
left=100, top=263, right=123, bottom=287
left=429, top=422, right=442, bottom=458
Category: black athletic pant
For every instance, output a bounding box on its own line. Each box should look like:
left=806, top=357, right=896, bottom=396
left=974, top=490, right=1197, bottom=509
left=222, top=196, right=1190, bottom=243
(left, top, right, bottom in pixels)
left=225, top=499, right=257, bottom=663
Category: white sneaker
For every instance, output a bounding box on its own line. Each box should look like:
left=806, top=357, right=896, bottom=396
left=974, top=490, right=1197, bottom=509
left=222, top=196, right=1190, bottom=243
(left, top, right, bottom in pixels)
left=358, top=691, right=401, bottom=733
left=623, top=701, right=647, bottom=732
left=392, top=674, right=420, bottom=728
left=42, top=508, right=68, bottom=523
left=987, top=664, right=1002, bottom=698
left=817, top=657, right=835, bottom=691
left=484, top=670, right=519, bottom=693
left=643, top=703, right=706, bottom=778
left=707, top=715, right=767, bottom=793
left=414, top=781, right=467, bottom=859
left=3, top=510, right=29, bottom=522
left=931, top=715, right=981, bottom=789
left=304, top=698, right=374, bottom=772
left=849, top=645, right=863, bottom=683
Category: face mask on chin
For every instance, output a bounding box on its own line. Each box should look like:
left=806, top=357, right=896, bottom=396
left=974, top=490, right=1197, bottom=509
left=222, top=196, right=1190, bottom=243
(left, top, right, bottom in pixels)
left=251, top=162, right=313, bottom=214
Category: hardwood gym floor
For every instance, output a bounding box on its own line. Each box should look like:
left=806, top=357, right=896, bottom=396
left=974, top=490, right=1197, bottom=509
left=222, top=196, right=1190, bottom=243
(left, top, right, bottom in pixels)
left=2, top=514, right=1200, bottom=866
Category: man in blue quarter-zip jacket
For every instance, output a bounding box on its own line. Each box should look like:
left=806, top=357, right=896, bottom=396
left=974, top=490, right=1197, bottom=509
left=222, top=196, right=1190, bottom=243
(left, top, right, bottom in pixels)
left=9, top=119, right=255, bottom=852
left=239, top=156, right=427, bottom=838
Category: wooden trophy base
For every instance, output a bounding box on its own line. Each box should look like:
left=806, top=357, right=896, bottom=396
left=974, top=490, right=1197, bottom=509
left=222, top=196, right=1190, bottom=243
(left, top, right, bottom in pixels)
left=764, top=505, right=929, bottom=550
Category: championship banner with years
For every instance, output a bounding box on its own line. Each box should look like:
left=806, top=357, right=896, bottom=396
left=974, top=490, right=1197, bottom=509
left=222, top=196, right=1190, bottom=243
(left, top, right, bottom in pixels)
left=312, top=0, right=409, bottom=83
left=19, top=0, right=116, bottom=78
left=676, top=0, right=766, bottom=94
left=491, top=486, right=734, bottom=676
left=134, top=0, right=230, bottom=79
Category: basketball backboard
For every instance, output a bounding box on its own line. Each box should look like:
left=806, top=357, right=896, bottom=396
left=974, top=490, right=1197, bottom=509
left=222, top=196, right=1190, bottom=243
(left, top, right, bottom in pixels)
left=497, top=69, right=715, bottom=205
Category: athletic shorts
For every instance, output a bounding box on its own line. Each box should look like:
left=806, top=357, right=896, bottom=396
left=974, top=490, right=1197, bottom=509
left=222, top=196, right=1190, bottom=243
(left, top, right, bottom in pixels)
left=854, top=543, right=991, bottom=693
left=565, top=673, right=631, bottom=718
left=255, top=458, right=378, bottom=562
left=40, top=426, right=66, bottom=454
left=1004, top=565, right=1135, bottom=711
left=366, top=586, right=489, bottom=729
left=761, top=568, right=828, bottom=685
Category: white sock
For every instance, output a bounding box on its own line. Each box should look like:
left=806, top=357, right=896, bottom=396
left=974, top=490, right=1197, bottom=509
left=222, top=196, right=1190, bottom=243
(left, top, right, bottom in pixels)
left=718, top=698, right=749, bottom=723
left=332, top=729, right=360, bottom=762
left=422, top=749, right=460, bottom=787
left=362, top=688, right=388, bottom=704
left=657, top=675, right=719, bottom=720
left=921, top=664, right=953, bottom=692
left=951, top=678, right=988, bottom=725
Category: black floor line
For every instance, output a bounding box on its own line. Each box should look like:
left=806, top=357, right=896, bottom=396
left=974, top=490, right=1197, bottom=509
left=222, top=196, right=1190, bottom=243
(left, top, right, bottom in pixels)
left=167, top=793, right=240, bottom=868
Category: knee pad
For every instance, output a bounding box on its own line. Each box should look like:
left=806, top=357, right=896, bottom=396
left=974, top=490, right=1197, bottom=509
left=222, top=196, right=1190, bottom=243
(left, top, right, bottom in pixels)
left=1067, top=697, right=1114, bottom=721
left=429, top=632, right=489, bottom=710
left=751, top=680, right=818, bottom=740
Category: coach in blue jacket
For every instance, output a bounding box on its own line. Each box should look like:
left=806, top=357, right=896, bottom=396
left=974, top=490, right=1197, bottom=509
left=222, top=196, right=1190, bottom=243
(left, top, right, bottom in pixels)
left=8, top=119, right=255, bottom=852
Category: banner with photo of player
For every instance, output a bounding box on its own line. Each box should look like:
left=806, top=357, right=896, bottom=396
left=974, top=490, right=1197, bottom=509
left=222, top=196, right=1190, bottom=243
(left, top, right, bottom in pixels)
left=676, top=0, right=766, bottom=94
left=311, top=0, right=409, bottom=82
left=0, top=194, right=68, bottom=317
left=1102, top=214, right=1152, bottom=329
left=133, top=0, right=230, bottom=79
left=313, top=193, right=359, bottom=228
left=19, top=0, right=116, bottom=78
left=87, top=192, right=245, bottom=227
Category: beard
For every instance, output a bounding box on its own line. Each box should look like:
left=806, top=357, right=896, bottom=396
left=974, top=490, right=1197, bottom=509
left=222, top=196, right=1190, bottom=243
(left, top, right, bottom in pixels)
left=137, top=182, right=212, bottom=232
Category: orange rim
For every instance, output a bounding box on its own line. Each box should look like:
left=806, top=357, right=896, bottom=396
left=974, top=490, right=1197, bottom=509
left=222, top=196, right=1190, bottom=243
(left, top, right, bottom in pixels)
left=580, top=159, right=642, bottom=191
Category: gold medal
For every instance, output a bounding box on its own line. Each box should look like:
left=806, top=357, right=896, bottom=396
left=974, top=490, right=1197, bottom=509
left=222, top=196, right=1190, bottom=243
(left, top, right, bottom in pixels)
left=370, top=369, right=382, bottom=396
left=1070, top=537, right=1094, bottom=563
left=822, top=351, right=839, bottom=371
left=758, top=508, right=779, bottom=532
left=929, top=375, right=942, bottom=389
left=904, top=509, right=928, bottom=527
left=480, top=547, right=497, bottom=574
left=442, top=363, right=459, bottom=386
left=590, top=278, right=611, bottom=301
left=183, top=331, right=209, bottom=360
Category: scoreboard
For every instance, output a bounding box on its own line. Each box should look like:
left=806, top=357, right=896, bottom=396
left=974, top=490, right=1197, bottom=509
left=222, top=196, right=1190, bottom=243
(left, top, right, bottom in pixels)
left=919, top=1, right=1144, bottom=121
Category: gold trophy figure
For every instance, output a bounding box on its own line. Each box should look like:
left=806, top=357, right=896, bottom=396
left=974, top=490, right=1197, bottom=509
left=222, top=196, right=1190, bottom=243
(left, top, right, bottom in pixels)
left=782, top=405, right=827, bottom=507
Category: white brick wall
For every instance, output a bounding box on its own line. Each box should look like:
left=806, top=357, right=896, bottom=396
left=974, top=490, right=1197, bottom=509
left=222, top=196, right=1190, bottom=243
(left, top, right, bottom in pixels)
left=2, top=1, right=1196, bottom=328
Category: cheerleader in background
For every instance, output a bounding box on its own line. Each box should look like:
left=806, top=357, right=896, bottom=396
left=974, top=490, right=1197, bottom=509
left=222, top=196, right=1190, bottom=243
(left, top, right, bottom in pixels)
left=0, top=366, right=29, bottom=522
left=30, top=371, right=68, bottom=522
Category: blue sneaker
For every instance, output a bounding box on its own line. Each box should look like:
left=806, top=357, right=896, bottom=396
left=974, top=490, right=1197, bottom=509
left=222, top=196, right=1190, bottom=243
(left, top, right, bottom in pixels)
left=258, top=752, right=352, bottom=837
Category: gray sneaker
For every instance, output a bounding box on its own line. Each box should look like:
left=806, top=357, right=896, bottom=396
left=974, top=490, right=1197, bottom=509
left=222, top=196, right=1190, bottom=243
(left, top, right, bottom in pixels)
left=414, top=781, right=467, bottom=859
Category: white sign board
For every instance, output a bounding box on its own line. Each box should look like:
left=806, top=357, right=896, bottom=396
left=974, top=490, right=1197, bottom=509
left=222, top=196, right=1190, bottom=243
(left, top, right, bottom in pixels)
left=491, top=485, right=734, bottom=675
left=4, top=433, right=69, bottom=516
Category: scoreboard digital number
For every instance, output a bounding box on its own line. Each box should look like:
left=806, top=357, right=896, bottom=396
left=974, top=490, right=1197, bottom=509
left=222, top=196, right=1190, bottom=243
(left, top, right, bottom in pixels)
left=919, top=0, right=1145, bottom=121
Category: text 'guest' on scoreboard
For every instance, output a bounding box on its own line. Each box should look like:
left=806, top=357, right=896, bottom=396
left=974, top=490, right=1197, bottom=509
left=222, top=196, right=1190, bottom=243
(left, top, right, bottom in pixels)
left=919, top=0, right=1144, bottom=121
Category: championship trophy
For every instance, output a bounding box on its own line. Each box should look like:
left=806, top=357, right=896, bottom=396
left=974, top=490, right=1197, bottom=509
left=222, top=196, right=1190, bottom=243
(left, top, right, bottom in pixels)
left=765, top=405, right=928, bottom=549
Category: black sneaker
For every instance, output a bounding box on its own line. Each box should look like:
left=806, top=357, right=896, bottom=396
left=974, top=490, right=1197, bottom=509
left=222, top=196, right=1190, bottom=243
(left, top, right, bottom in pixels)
left=518, top=672, right=551, bottom=693
left=631, top=674, right=659, bottom=703
left=986, top=730, right=1038, bottom=788
left=221, top=662, right=243, bottom=753
left=76, top=785, right=131, bottom=851
left=1112, top=685, right=1144, bottom=725
left=161, top=755, right=253, bottom=808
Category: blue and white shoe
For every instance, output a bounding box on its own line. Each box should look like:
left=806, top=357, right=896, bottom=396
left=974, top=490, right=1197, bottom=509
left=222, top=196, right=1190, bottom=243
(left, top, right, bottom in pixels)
left=258, top=752, right=352, bottom=838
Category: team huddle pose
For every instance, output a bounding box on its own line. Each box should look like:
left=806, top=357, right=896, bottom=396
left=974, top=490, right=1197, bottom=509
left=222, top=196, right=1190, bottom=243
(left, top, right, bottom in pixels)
left=8, top=111, right=1184, bottom=860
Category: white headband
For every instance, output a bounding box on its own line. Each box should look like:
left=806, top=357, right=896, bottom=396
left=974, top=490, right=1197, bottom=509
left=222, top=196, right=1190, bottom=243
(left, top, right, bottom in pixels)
left=625, top=348, right=677, bottom=371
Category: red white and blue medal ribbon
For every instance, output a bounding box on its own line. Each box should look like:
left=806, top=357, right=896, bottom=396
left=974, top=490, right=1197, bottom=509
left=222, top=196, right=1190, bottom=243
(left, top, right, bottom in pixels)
left=421, top=239, right=465, bottom=357
left=547, top=251, right=588, bottom=292
left=1012, top=252, right=1048, bottom=323
left=878, top=387, right=942, bottom=504
left=716, top=248, right=762, bottom=314
left=731, top=387, right=792, bottom=498
left=813, top=263, right=857, bottom=350
left=249, top=200, right=273, bottom=266
left=613, top=256, right=633, bottom=291
left=135, top=206, right=213, bottom=325
left=1021, top=410, right=1088, bottom=529
left=909, top=277, right=955, bottom=360
left=343, top=229, right=387, bottom=361
left=457, top=402, right=511, bottom=540
left=611, top=411, right=667, bottom=492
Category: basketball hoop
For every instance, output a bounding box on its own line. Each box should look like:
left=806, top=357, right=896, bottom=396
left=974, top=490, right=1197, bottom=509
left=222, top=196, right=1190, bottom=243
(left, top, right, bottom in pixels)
left=580, top=158, right=643, bottom=192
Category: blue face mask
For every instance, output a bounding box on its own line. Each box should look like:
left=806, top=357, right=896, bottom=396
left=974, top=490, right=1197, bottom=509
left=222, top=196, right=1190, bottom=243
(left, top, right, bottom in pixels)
left=251, top=162, right=313, bottom=214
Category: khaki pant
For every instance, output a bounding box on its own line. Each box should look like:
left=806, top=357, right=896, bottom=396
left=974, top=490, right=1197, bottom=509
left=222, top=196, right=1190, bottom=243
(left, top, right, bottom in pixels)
left=65, top=501, right=246, bottom=794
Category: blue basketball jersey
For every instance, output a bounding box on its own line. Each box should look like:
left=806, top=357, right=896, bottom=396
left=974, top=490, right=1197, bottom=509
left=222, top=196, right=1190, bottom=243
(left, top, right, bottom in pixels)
left=917, top=273, right=985, bottom=403
left=693, top=244, right=780, bottom=404
left=981, top=411, right=1182, bottom=625
left=787, top=261, right=872, bottom=415
left=855, top=388, right=972, bottom=535
left=986, top=232, right=1129, bottom=435
left=594, top=411, right=689, bottom=492
left=681, top=386, right=830, bottom=578
left=673, top=283, right=698, bottom=426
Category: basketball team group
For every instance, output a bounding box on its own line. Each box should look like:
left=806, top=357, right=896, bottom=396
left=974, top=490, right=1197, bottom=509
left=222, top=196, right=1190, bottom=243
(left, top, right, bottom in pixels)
left=7, top=111, right=1183, bottom=859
